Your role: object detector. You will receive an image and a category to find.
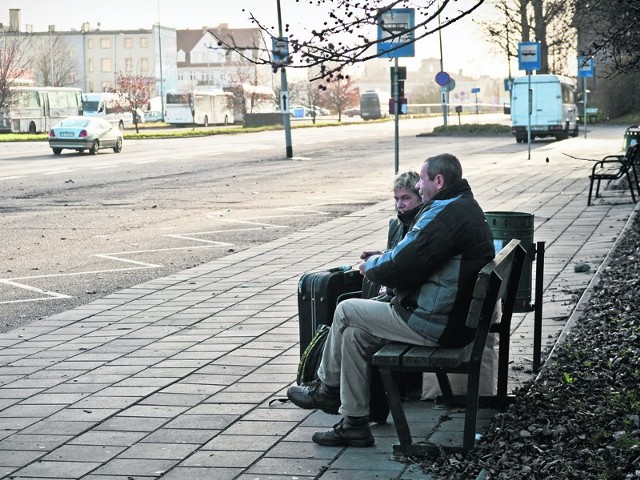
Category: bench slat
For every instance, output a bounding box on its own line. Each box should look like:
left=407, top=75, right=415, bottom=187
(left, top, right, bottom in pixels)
left=373, top=343, right=412, bottom=367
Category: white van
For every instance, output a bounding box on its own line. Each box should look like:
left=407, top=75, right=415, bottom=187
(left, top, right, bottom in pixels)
left=82, top=92, right=133, bottom=131
left=510, top=74, right=579, bottom=143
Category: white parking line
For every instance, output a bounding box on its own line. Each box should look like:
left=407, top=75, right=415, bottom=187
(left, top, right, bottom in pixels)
left=0, top=176, right=24, bottom=181
left=42, top=169, right=75, bottom=175
left=0, top=279, right=71, bottom=305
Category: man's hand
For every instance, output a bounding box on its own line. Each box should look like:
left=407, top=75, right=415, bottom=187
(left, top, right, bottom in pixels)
left=360, top=250, right=383, bottom=261
left=358, top=262, right=367, bottom=276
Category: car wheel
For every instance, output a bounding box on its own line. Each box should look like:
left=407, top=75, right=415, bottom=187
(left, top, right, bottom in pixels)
left=203, top=116, right=209, bottom=127
left=52, top=148, right=62, bottom=155
left=113, top=137, right=123, bottom=153
left=89, top=140, right=99, bottom=155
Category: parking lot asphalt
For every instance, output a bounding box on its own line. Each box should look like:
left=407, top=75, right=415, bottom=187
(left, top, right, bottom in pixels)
left=0, top=124, right=637, bottom=479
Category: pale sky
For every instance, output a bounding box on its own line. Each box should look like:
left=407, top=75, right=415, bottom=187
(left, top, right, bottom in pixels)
left=2, top=0, right=511, bottom=78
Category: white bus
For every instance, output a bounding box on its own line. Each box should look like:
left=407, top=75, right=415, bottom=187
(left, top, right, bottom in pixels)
left=165, top=90, right=234, bottom=126
left=82, top=92, right=133, bottom=131
left=0, top=86, right=83, bottom=134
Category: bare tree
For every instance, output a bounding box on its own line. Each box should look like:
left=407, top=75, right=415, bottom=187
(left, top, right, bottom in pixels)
left=0, top=34, right=33, bottom=112
left=480, top=0, right=575, bottom=76
left=572, top=0, right=640, bottom=76
left=110, top=74, right=150, bottom=134
left=211, top=1, right=485, bottom=80
left=31, top=35, right=80, bottom=87
left=319, top=74, right=360, bottom=122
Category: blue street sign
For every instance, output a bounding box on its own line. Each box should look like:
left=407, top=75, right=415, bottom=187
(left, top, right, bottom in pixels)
left=377, top=9, right=415, bottom=58
left=272, top=37, right=289, bottom=65
left=518, top=42, right=541, bottom=71
left=471, top=87, right=480, bottom=94
left=435, top=71, right=450, bottom=87
left=577, top=56, right=594, bottom=78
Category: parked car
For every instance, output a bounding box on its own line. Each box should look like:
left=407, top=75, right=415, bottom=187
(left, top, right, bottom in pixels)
left=144, top=110, right=164, bottom=123
left=344, top=107, right=361, bottom=117
left=134, top=108, right=145, bottom=123
left=48, top=116, right=123, bottom=155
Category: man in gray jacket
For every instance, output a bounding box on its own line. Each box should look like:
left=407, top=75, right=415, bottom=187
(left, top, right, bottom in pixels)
left=287, top=153, right=495, bottom=447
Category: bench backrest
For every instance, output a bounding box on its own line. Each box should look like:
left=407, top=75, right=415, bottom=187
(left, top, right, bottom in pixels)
left=464, top=239, right=526, bottom=361
left=621, top=143, right=639, bottom=169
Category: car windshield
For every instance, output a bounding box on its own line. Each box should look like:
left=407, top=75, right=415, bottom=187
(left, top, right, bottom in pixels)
left=60, top=119, right=90, bottom=128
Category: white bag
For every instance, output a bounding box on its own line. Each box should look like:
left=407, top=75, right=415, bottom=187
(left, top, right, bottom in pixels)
left=421, top=304, right=501, bottom=400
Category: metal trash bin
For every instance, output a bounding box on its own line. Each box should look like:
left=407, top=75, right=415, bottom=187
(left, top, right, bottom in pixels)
left=623, top=125, right=640, bottom=151
left=485, top=211, right=534, bottom=313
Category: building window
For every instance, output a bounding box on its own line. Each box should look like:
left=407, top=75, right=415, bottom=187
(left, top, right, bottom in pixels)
left=124, top=37, right=133, bottom=48
left=100, top=38, right=111, bottom=49
left=87, top=38, right=93, bottom=49
left=141, top=58, right=149, bottom=73
left=125, top=58, right=133, bottom=73
left=177, top=50, right=186, bottom=62
left=101, top=58, right=112, bottom=72
left=140, top=37, right=148, bottom=48
left=88, top=59, right=94, bottom=73
left=88, top=81, right=94, bottom=92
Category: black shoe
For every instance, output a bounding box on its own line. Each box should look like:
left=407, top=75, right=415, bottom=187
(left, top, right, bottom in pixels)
left=287, top=380, right=341, bottom=415
left=312, top=417, right=375, bottom=447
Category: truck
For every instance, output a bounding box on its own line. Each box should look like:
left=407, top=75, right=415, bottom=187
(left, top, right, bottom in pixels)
left=510, top=74, right=579, bottom=143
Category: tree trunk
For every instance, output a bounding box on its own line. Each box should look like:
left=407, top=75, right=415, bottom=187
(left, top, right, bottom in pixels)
left=532, top=0, right=549, bottom=73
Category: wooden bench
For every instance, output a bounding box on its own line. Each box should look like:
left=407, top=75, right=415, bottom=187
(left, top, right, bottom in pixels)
left=372, top=239, right=526, bottom=456
left=588, top=143, right=640, bottom=206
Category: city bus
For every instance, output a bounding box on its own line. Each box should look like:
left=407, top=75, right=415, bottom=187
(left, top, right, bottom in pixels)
left=0, top=86, right=83, bottom=134
left=165, top=90, right=234, bottom=126
left=82, top=92, right=133, bottom=131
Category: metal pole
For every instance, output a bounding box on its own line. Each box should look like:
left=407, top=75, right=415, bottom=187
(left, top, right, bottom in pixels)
left=532, top=241, right=545, bottom=372
left=437, top=1, right=447, bottom=126
left=583, top=76, right=588, bottom=139
left=157, top=0, right=165, bottom=119
left=527, top=71, right=532, bottom=160
left=277, top=0, right=293, bottom=158
left=393, top=58, right=400, bottom=174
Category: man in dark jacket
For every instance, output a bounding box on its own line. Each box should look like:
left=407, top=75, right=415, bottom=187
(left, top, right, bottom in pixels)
left=287, top=153, right=495, bottom=447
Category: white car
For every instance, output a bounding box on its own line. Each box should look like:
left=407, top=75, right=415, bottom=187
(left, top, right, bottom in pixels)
left=48, top=116, right=123, bottom=155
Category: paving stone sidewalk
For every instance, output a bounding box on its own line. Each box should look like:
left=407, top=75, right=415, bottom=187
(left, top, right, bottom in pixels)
left=0, top=127, right=636, bottom=479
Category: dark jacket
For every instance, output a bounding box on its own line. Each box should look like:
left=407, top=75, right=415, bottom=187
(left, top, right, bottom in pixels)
left=387, top=204, right=423, bottom=250
left=363, top=179, right=494, bottom=347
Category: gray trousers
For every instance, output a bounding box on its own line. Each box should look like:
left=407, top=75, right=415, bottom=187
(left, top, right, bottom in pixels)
left=317, top=298, right=439, bottom=417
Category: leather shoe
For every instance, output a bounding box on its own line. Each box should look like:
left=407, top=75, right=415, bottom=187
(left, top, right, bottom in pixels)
left=287, top=380, right=340, bottom=415
left=312, top=417, right=375, bottom=447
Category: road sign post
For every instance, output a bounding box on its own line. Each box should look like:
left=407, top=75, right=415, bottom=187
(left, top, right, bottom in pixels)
left=518, top=42, right=541, bottom=160
left=578, top=56, right=594, bottom=139
left=377, top=8, right=415, bottom=173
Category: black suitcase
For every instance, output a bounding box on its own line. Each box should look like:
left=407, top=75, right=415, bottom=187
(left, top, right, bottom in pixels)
left=297, top=266, right=363, bottom=356
left=296, top=266, right=390, bottom=424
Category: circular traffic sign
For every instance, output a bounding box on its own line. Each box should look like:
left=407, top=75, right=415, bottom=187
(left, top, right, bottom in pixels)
left=435, top=71, right=451, bottom=87
left=446, top=78, right=456, bottom=92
